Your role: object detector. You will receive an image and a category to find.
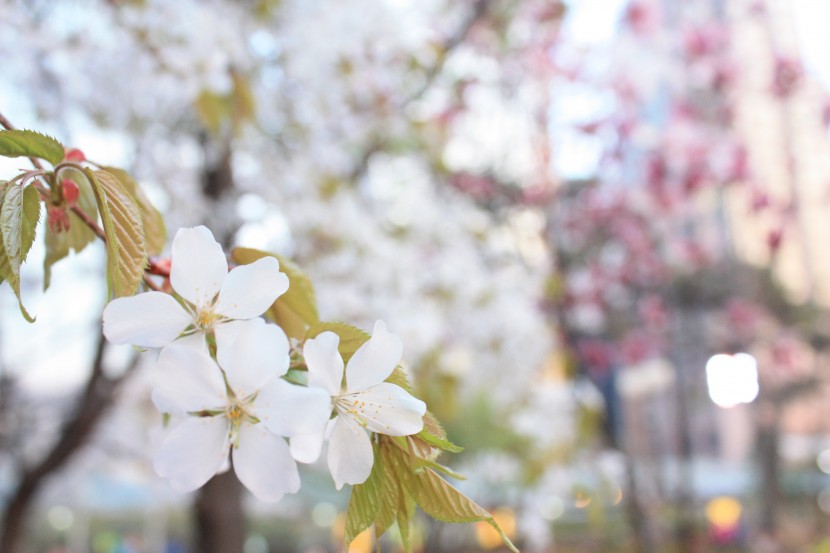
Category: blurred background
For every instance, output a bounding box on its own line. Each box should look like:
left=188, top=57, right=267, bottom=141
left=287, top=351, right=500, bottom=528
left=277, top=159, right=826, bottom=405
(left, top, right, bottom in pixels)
left=1, top=0, right=830, bottom=551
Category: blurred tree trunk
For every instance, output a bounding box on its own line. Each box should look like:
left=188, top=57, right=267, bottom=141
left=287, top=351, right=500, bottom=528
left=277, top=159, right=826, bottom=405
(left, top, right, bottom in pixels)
left=757, top=404, right=780, bottom=536
left=193, top=135, right=245, bottom=553
left=195, top=471, right=246, bottom=553
left=0, top=336, right=137, bottom=553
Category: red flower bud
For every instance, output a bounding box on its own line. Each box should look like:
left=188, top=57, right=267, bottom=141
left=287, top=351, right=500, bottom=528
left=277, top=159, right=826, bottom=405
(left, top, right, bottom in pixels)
left=47, top=207, right=71, bottom=233
left=64, top=148, right=86, bottom=163
left=62, top=179, right=80, bottom=207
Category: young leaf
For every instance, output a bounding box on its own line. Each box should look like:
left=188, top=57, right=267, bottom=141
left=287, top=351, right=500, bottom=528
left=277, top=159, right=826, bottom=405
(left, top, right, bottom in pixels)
left=345, top=444, right=384, bottom=548
left=0, top=130, right=64, bottom=166
left=374, top=454, right=401, bottom=539
left=418, top=412, right=463, bottom=453
left=391, top=445, right=519, bottom=553
left=86, top=169, right=147, bottom=297
left=101, top=167, right=167, bottom=255
left=43, top=169, right=98, bottom=290
left=396, top=489, right=417, bottom=553
left=305, top=322, right=370, bottom=363
left=0, top=181, right=41, bottom=321
left=232, top=247, right=319, bottom=340
left=1, top=181, right=40, bottom=272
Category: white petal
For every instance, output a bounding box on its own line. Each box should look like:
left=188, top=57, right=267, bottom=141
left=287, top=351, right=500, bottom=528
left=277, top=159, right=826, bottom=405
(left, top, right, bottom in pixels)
left=233, top=423, right=299, bottom=503
left=102, top=292, right=192, bottom=347
left=345, top=321, right=402, bottom=392
left=327, top=415, right=374, bottom=490
left=214, top=318, right=260, bottom=357
left=219, top=321, right=289, bottom=398
left=174, top=330, right=210, bottom=356
left=341, top=383, right=426, bottom=436
left=214, top=257, right=288, bottom=319
left=290, top=431, right=325, bottom=464
left=154, top=417, right=229, bottom=493
left=304, top=332, right=344, bottom=396
left=253, top=379, right=332, bottom=437
left=153, top=343, right=227, bottom=413
left=170, top=226, right=228, bottom=308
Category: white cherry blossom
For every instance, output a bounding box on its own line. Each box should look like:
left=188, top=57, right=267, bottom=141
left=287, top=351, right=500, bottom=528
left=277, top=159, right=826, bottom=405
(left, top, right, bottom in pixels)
left=102, top=225, right=289, bottom=350
left=299, top=321, right=426, bottom=489
left=151, top=319, right=331, bottom=502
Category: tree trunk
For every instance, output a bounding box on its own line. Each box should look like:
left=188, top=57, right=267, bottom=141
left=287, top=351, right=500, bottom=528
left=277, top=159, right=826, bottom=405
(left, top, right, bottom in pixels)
left=0, top=336, right=136, bottom=553
left=193, top=135, right=246, bottom=553
left=194, top=471, right=246, bottom=553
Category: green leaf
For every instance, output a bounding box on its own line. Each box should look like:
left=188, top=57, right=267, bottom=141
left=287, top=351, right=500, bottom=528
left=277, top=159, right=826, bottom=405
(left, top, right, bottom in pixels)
left=386, top=367, right=415, bottom=394
left=86, top=169, right=147, bottom=297
left=101, top=167, right=167, bottom=255
left=391, top=445, right=519, bottom=553
left=43, top=168, right=98, bottom=290
left=0, top=181, right=41, bottom=321
left=396, top=489, right=417, bottom=553
left=345, top=444, right=384, bottom=548
left=0, top=130, right=64, bottom=166
left=305, top=322, right=370, bottom=364
left=232, top=247, right=320, bottom=340
left=374, top=452, right=401, bottom=539
left=418, top=413, right=463, bottom=453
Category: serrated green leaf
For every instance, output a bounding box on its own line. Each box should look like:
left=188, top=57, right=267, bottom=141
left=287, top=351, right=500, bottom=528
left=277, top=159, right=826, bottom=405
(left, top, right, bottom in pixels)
left=345, top=444, right=383, bottom=547
left=0, top=130, right=64, bottom=166
left=0, top=181, right=41, bottom=322
left=391, top=444, right=519, bottom=553
left=386, top=367, right=414, bottom=394
left=374, top=453, right=401, bottom=539
left=233, top=247, right=320, bottom=340
left=1, top=182, right=40, bottom=271
left=418, top=413, right=463, bottom=453
left=102, top=167, right=166, bottom=255
left=396, top=489, right=417, bottom=553
left=86, top=169, right=146, bottom=297
left=305, top=321, right=370, bottom=363
left=43, top=169, right=98, bottom=290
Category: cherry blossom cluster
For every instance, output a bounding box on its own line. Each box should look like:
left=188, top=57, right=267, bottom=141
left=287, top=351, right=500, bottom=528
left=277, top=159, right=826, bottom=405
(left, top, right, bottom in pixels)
left=102, top=226, right=426, bottom=501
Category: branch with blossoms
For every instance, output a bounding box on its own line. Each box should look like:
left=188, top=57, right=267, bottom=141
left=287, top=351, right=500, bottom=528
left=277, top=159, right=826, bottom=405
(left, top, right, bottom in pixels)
left=0, top=123, right=517, bottom=552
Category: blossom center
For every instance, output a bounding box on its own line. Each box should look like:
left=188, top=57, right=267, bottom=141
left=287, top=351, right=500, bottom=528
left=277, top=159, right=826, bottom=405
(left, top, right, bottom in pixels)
left=195, top=307, right=218, bottom=330
left=226, top=403, right=245, bottom=421
left=335, top=393, right=376, bottom=428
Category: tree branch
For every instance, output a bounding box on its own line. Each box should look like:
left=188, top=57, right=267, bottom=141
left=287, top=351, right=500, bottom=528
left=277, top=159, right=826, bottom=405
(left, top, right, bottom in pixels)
left=0, top=332, right=140, bottom=553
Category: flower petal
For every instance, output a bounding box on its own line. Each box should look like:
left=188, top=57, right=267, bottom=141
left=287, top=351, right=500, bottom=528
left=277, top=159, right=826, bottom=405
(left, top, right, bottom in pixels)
left=233, top=423, right=300, bottom=503
left=170, top=226, right=228, bottom=308
left=153, top=343, right=227, bottom=413
left=341, top=382, right=426, bottom=436
left=290, top=431, right=325, bottom=464
left=102, top=292, right=192, bottom=347
left=213, top=318, right=258, bottom=358
left=327, top=415, right=374, bottom=490
left=345, top=320, right=403, bottom=392
left=214, top=257, right=288, bottom=319
left=253, top=379, right=332, bottom=437
left=154, top=416, right=229, bottom=493
left=218, top=321, right=289, bottom=398
left=304, top=331, right=344, bottom=396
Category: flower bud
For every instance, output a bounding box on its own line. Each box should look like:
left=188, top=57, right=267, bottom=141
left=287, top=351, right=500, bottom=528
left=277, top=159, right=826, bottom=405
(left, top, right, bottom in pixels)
left=62, top=179, right=80, bottom=207
left=47, top=206, right=71, bottom=233
left=64, top=148, right=86, bottom=163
